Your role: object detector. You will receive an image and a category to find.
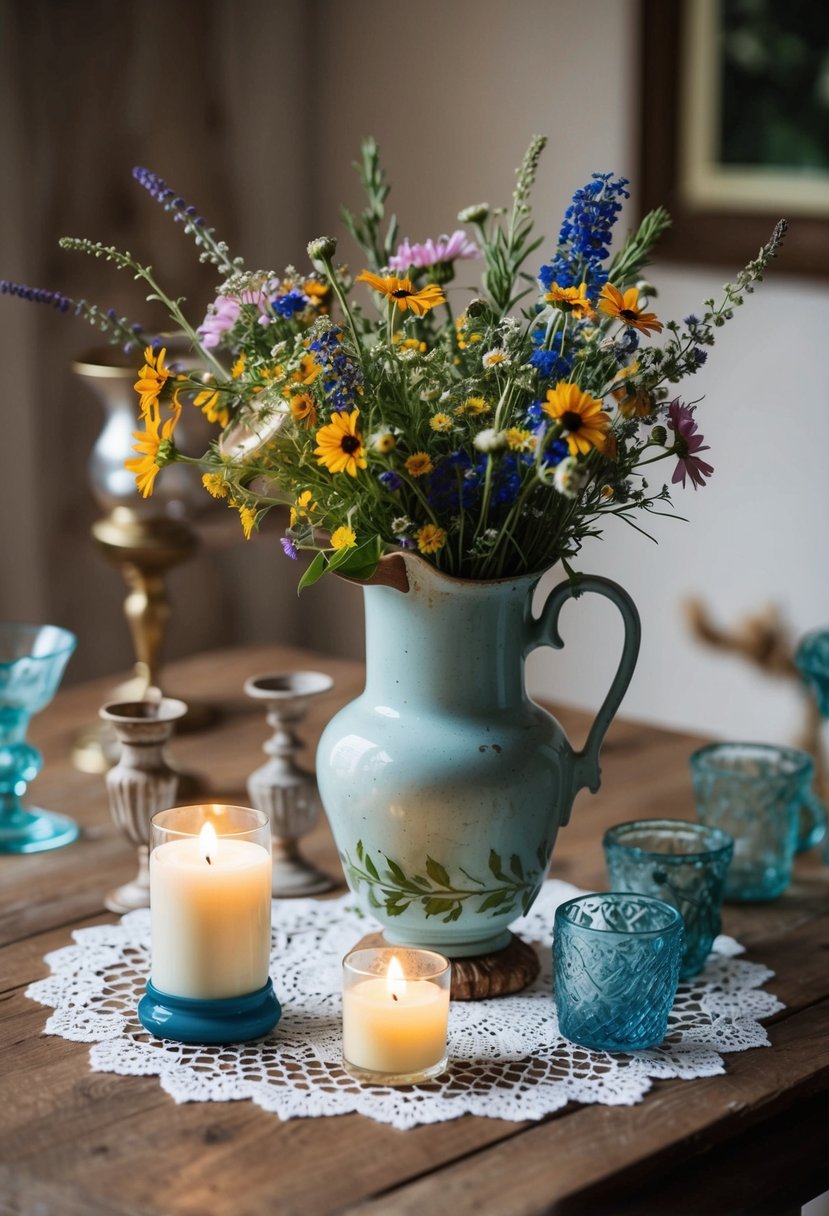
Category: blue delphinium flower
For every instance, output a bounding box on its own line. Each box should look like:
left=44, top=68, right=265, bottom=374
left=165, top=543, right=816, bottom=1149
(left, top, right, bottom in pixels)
left=537, top=173, right=630, bottom=297
left=308, top=324, right=363, bottom=411
left=528, top=330, right=575, bottom=381
left=541, top=437, right=569, bottom=469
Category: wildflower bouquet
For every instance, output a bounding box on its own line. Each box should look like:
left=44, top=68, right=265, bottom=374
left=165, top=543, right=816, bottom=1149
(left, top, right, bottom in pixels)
left=3, top=137, right=786, bottom=588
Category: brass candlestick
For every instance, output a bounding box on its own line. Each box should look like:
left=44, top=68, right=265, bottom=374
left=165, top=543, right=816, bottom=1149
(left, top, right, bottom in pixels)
left=71, top=346, right=211, bottom=774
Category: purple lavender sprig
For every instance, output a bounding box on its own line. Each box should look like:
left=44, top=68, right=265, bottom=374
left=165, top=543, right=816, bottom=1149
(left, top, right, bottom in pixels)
left=0, top=280, right=71, bottom=311
left=0, top=278, right=149, bottom=352
left=132, top=167, right=242, bottom=276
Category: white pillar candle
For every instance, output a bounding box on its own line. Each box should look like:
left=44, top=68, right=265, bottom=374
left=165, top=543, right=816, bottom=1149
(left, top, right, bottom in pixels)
left=149, top=807, right=272, bottom=1001
left=342, top=950, right=450, bottom=1080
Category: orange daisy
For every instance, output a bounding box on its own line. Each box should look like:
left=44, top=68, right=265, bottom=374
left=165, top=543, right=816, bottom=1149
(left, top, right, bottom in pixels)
left=355, top=271, right=445, bottom=316
left=598, top=284, right=663, bottom=335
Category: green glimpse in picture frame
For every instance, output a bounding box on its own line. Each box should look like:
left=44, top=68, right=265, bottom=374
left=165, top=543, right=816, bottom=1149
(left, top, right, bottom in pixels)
left=640, top=0, right=829, bottom=276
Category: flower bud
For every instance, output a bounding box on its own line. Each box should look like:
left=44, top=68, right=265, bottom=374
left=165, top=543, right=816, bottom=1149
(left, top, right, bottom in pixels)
left=650, top=425, right=668, bottom=445
left=307, top=236, right=337, bottom=263
left=458, top=203, right=489, bottom=224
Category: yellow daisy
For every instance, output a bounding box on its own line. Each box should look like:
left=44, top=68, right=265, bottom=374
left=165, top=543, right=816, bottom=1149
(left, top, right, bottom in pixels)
left=598, top=283, right=663, bottom=335
left=125, top=400, right=180, bottom=498
left=290, top=392, right=318, bottom=428
left=542, top=381, right=610, bottom=456
left=455, top=396, right=490, bottom=417
left=202, top=472, right=228, bottom=499
left=430, top=413, right=453, bottom=432
left=193, top=386, right=230, bottom=428
left=405, top=452, right=433, bottom=478
left=545, top=281, right=595, bottom=319
left=330, top=525, right=357, bottom=551
left=238, top=505, right=256, bottom=540
left=355, top=271, right=445, bottom=317
left=290, top=489, right=317, bottom=526
left=416, top=524, right=446, bottom=555
left=314, top=409, right=367, bottom=477
left=504, top=427, right=535, bottom=452
left=134, top=346, right=171, bottom=416
left=292, top=354, right=321, bottom=387
left=231, top=352, right=246, bottom=379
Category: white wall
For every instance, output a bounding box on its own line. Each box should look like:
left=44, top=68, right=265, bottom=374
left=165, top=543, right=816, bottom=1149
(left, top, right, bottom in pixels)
left=527, top=264, right=829, bottom=741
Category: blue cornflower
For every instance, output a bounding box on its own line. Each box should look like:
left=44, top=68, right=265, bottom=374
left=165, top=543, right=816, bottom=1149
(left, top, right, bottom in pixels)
left=0, top=279, right=71, bottom=311
left=537, top=173, right=629, bottom=298
left=271, top=290, right=308, bottom=319
left=689, top=346, right=708, bottom=368
left=280, top=536, right=299, bottom=560
left=378, top=470, right=402, bottom=492
left=309, top=325, right=363, bottom=411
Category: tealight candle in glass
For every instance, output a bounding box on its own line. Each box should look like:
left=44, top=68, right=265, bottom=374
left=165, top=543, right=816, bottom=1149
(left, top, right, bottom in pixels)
left=342, top=947, right=451, bottom=1085
left=138, top=804, right=281, bottom=1044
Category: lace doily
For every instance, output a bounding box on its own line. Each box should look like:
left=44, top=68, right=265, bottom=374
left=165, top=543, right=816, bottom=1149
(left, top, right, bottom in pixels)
left=26, top=881, right=783, bottom=1129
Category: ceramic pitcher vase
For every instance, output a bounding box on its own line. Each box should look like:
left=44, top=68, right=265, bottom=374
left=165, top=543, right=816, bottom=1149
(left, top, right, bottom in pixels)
left=317, top=554, right=640, bottom=957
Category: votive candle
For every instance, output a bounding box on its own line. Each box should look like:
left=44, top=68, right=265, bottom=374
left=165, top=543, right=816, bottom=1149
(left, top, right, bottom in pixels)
left=342, top=947, right=450, bottom=1085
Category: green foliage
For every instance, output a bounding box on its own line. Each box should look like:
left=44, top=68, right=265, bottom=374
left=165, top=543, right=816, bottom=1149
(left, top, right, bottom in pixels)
left=340, top=840, right=547, bottom=924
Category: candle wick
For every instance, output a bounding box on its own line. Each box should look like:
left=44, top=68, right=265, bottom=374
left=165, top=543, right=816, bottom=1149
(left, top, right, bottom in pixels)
left=392, top=993, right=398, bottom=1002
left=206, top=855, right=212, bottom=866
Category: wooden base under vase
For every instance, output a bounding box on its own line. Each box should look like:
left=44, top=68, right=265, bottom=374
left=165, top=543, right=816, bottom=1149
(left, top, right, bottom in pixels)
left=353, top=931, right=540, bottom=1001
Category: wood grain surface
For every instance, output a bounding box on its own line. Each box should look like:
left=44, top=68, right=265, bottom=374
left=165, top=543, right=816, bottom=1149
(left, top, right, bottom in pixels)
left=1, top=644, right=827, bottom=1216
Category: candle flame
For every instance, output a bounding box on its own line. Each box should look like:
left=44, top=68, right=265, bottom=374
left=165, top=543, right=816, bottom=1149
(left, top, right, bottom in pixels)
left=385, top=954, right=407, bottom=1001
left=199, top=821, right=218, bottom=865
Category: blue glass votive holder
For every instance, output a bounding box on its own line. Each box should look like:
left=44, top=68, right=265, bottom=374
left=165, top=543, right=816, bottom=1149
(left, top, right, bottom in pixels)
left=553, top=892, right=683, bottom=1052
left=137, top=804, right=281, bottom=1044
left=603, top=819, right=733, bottom=978
left=690, top=743, right=827, bottom=902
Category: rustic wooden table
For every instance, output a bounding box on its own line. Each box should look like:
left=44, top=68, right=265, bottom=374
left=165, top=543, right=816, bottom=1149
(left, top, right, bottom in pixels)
left=1, top=644, right=827, bottom=1216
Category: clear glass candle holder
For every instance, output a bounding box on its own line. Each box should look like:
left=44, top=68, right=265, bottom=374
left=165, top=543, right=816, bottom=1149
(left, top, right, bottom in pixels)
left=553, top=892, right=683, bottom=1052
left=139, top=804, right=280, bottom=1044
left=342, top=946, right=451, bottom=1085
left=603, top=819, right=733, bottom=978
left=690, top=743, right=827, bottom=902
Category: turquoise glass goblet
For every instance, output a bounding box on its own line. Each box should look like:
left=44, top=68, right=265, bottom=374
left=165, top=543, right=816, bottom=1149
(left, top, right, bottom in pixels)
left=0, top=624, right=78, bottom=853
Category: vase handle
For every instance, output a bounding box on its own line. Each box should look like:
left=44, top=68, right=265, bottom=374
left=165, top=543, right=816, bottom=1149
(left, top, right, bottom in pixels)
left=529, top=575, right=641, bottom=818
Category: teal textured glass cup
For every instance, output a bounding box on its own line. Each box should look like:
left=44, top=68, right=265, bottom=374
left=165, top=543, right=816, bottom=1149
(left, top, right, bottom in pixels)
left=0, top=624, right=78, bottom=854
left=690, top=743, right=826, bottom=902
left=603, top=820, right=733, bottom=978
left=553, top=892, right=683, bottom=1052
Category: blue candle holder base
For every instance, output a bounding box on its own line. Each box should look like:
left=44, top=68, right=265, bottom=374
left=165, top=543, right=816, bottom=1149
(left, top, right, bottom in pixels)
left=138, top=978, right=281, bottom=1044
left=0, top=806, right=80, bottom=854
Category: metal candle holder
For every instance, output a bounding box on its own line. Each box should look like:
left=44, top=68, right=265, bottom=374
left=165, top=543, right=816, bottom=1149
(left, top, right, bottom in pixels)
left=244, top=672, right=336, bottom=897
left=98, top=696, right=187, bottom=912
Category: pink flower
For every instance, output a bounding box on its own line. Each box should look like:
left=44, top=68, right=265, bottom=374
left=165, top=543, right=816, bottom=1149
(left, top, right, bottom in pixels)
left=198, top=295, right=241, bottom=348
left=198, top=284, right=276, bottom=348
left=668, top=400, right=714, bottom=489
left=389, top=229, right=479, bottom=271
